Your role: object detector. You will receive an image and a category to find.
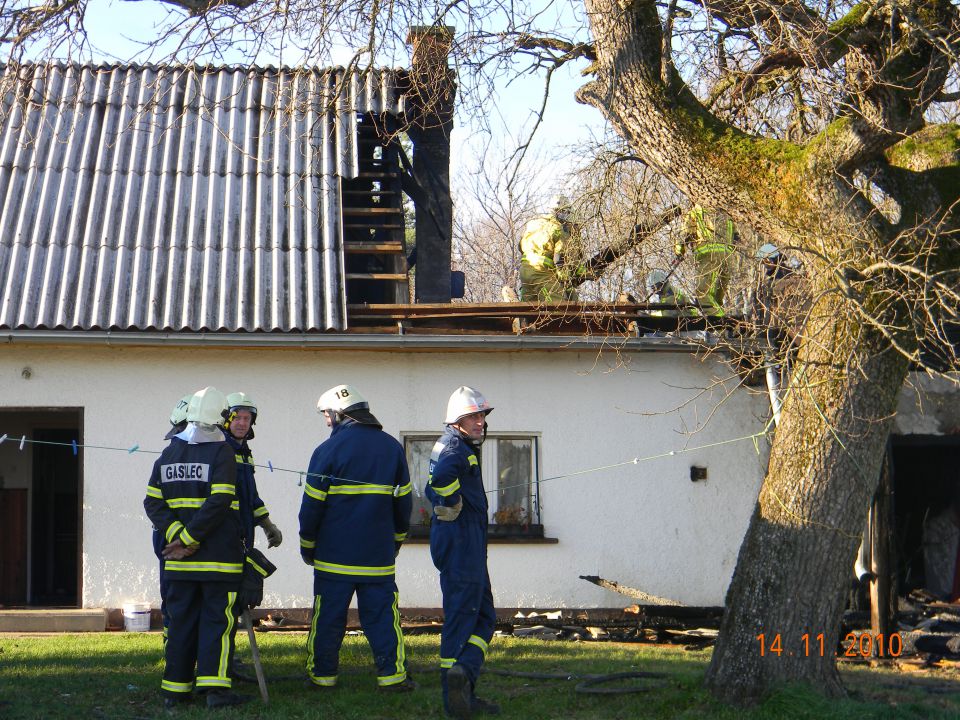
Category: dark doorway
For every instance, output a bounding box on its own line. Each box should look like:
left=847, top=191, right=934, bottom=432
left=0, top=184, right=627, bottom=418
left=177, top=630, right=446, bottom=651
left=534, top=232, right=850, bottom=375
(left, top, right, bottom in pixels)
left=0, top=409, right=82, bottom=607
left=30, top=429, right=80, bottom=606
left=891, top=435, right=960, bottom=596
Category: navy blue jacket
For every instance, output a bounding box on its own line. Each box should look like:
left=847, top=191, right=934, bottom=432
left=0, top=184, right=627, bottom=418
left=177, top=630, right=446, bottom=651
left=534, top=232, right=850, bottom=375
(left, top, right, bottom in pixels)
left=223, top=432, right=270, bottom=550
left=426, top=426, right=489, bottom=583
left=299, top=421, right=413, bottom=583
left=144, top=437, right=243, bottom=582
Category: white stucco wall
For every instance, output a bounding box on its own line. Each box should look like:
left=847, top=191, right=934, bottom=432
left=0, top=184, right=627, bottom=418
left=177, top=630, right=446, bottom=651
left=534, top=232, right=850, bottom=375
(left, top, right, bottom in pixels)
left=895, top=372, right=960, bottom=435
left=0, top=341, right=772, bottom=610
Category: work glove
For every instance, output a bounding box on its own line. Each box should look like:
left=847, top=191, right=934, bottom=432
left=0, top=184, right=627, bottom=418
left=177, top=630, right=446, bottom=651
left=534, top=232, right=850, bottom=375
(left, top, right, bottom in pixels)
left=260, top=518, right=283, bottom=548
left=301, top=549, right=314, bottom=567
left=239, top=549, right=276, bottom=609
left=239, top=572, right=264, bottom=610
left=395, top=541, right=402, bottom=558
left=434, top=499, right=463, bottom=522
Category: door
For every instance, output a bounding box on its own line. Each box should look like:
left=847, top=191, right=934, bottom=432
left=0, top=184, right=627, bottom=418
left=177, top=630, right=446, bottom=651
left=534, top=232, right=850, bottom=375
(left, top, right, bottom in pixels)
left=0, top=489, right=28, bottom=605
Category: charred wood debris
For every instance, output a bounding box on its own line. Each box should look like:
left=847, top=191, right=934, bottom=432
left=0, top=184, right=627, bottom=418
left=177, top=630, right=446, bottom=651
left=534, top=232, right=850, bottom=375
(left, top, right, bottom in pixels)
left=253, top=578, right=960, bottom=666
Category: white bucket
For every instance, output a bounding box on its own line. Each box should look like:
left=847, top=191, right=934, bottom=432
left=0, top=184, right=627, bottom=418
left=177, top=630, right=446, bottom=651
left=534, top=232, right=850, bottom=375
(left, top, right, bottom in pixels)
left=122, top=602, right=151, bottom=632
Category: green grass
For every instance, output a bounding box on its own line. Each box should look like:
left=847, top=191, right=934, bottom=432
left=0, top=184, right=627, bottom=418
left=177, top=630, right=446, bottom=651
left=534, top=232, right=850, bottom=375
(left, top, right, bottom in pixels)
left=1, top=632, right=959, bottom=719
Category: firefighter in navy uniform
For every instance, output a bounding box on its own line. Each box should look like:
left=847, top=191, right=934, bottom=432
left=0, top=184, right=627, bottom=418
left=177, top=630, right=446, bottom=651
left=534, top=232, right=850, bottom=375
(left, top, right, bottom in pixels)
left=221, top=392, right=282, bottom=681
left=298, top=384, right=415, bottom=691
left=427, top=386, right=500, bottom=720
left=152, top=393, right=193, bottom=644
left=222, top=392, right=282, bottom=552
left=143, top=386, right=248, bottom=710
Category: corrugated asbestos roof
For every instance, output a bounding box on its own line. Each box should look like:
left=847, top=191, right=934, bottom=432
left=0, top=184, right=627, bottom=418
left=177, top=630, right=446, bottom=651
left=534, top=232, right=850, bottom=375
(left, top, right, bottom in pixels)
left=0, top=63, right=406, bottom=332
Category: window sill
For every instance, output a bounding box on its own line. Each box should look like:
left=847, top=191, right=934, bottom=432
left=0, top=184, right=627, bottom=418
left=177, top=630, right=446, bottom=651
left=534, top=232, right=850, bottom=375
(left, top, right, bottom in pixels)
left=405, top=524, right=557, bottom=544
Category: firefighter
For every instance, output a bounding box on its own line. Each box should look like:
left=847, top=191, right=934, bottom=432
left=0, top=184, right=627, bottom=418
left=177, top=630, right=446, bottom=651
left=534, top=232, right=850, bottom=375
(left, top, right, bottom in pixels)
left=677, top=204, right=736, bottom=315
left=222, top=392, right=282, bottom=552
left=221, top=391, right=281, bottom=682
left=152, top=393, right=193, bottom=644
left=645, top=268, right=685, bottom=317
left=299, top=384, right=415, bottom=691
left=518, top=195, right=583, bottom=302
left=427, top=386, right=500, bottom=719
left=143, top=387, right=248, bottom=710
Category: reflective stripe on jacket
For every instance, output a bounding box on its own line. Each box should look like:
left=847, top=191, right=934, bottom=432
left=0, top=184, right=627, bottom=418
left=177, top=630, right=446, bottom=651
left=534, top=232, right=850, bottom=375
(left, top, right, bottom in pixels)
left=298, top=421, right=413, bottom=583
left=223, top=432, right=269, bottom=550
left=426, top=426, right=489, bottom=584
left=143, top=438, right=243, bottom=581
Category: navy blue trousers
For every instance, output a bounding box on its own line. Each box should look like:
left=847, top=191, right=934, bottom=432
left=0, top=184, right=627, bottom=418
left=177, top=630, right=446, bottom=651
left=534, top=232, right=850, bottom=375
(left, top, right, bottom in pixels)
left=306, top=577, right=407, bottom=687
left=439, top=569, right=495, bottom=708
left=161, top=580, right=237, bottom=697
left=152, top=530, right=171, bottom=641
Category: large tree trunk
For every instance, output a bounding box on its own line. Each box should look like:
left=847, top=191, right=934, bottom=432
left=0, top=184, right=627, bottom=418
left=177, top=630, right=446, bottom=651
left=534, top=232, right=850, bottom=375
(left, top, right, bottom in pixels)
left=703, top=282, right=909, bottom=700
left=574, top=0, right=949, bottom=701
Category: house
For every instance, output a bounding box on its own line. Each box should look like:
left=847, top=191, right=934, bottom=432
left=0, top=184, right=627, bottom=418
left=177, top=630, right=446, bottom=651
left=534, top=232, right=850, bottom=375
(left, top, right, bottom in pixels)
left=1, top=51, right=953, bottom=623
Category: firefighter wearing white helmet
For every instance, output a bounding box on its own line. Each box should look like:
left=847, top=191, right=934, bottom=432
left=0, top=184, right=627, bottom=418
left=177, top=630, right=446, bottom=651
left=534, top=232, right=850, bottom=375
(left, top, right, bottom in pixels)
left=518, top=194, right=584, bottom=302
left=444, top=385, right=494, bottom=425
left=316, top=384, right=381, bottom=427
left=222, top=391, right=281, bottom=550
left=164, top=394, right=193, bottom=441
left=144, top=386, right=247, bottom=709
left=426, top=386, right=500, bottom=719
left=153, top=393, right=196, bottom=645
left=645, top=268, right=686, bottom=318
left=300, top=385, right=414, bottom=691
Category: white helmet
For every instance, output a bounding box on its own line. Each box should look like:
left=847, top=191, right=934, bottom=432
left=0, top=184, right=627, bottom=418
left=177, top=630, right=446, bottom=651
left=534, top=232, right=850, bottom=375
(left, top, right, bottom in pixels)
left=317, top=384, right=368, bottom=414
left=226, top=391, right=258, bottom=424
left=645, top=268, right=669, bottom=291
left=756, top=243, right=780, bottom=261
left=445, top=386, right=493, bottom=425
left=170, top=394, right=192, bottom=426
left=186, top=387, right=229, bottom=426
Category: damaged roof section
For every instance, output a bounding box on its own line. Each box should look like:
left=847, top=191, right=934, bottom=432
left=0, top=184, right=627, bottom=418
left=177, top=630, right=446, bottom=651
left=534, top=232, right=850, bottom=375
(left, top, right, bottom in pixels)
left=0, top=63, right=407, bottom=333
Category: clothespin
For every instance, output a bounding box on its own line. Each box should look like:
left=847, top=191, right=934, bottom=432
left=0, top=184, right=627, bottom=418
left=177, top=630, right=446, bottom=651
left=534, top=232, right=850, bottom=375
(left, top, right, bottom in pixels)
left=19, top=435, right=26, bottom=450
left=268, top=461, right=273, bottom=473
left=0, top=433, right=7, bottom=445
left=128, top=444, right=140, bottom=454
left=298, top=472, right=304, bottom=487
left=71, top=439, right=78, bottom=456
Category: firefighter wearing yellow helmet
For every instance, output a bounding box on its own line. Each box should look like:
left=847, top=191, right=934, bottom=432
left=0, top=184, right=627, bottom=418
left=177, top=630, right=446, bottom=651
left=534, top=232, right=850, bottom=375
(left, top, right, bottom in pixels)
left=518, top=195, right=584, bottom=302
left=426, top=386, right=500, bottom=719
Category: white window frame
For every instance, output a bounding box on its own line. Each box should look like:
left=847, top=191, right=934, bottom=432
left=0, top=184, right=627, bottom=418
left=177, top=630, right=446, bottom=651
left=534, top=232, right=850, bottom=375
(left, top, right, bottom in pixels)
left=402, top=432, right=542, bottom=528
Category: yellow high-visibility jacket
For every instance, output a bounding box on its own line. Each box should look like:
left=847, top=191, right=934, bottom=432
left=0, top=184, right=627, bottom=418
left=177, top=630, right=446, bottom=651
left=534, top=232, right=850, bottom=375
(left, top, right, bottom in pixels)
left=677, top=205, right=736, bottom=256
left=520, top=215, right=572, bottom=270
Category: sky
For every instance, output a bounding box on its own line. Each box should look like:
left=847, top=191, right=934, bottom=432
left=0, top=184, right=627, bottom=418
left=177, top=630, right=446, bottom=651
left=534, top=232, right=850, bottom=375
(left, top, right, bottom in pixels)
left=78, top=0, right=608, bottom=201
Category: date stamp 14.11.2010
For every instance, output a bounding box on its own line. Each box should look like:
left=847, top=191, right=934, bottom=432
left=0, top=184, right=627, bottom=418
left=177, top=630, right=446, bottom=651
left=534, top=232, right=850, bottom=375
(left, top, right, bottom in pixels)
left=756, top=632, right=903, bottom=658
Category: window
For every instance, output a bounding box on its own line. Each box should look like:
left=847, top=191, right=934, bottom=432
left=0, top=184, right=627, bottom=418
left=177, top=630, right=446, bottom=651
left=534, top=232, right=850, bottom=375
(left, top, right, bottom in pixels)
left=404, top=434, right=543, bottom=538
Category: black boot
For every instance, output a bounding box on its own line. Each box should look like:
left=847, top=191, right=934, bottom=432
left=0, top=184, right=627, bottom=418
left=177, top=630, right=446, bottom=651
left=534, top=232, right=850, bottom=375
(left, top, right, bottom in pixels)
left=205, top=690, right=252, bottom=709
left=446, top=665, right=472, bottom=720
left=471, top=696, right=501, bottom=715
